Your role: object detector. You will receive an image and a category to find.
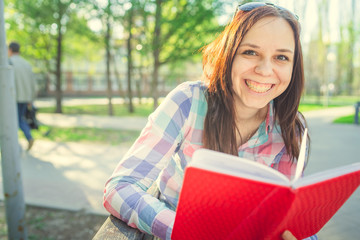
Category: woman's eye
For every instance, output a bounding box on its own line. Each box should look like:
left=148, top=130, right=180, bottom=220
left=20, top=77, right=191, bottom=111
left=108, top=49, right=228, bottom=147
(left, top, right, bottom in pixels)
left=242, top=50, right=257, bottom=56
left=277, top=55, right=289, bottom=61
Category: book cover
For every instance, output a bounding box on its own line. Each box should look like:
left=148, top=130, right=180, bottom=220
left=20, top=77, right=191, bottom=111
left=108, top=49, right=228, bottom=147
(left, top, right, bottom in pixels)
left=172, top=131, right=360, bottom=240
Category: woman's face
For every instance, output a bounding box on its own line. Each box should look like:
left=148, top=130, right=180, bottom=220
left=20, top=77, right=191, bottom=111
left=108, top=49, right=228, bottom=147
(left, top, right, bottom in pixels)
left=231, top=16, right=295, bottom=111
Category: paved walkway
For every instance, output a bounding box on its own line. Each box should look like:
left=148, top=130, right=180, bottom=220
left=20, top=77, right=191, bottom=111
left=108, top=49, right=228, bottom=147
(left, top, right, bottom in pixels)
left=302, top=106, right=360, bottom=239
left=0, top=101, right=359, bottom=239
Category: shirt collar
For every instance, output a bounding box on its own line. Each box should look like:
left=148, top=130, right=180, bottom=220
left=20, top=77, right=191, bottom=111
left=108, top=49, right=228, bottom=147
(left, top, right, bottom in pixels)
left=266, top=100, right=275, bottom=134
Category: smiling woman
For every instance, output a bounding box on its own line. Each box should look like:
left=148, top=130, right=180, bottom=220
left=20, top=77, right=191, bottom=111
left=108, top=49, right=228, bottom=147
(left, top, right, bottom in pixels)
left=103, top=2, right=315, bottom=240
left=202, top=3, right=306, bottom=158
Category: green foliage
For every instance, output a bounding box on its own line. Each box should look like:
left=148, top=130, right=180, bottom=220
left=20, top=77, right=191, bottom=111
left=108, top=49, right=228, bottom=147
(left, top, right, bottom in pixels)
left=6, top=0, right=55, bottom=72
left=126, top=0, right=224, bottom=80
left=158, top=0, right=223, bottom=65
left=63, top=14, right=102, bottom=62
left=5, top=0, right=227, bottom=97
left=5, top=0, right=360, bottom=100
left=6, top=0, right=101, bottom=73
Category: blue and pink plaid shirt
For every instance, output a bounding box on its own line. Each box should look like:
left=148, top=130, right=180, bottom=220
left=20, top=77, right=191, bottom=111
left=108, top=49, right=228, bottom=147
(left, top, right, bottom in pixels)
left=103, top=81, right=316, bottom=240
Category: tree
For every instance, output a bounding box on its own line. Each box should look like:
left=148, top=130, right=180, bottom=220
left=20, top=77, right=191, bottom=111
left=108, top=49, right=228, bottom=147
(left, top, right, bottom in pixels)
left=9, top=0, right=93, bottom=113
left=126, top=2, right=134, bottom=113
left=305, top=0, right=330, bottom=103
left=149, top=0, right=223, bottom=109
left=346, top=0, right=356, bottom=95
left=105, top=0, right=114, bottom=115
left=335, top=25, right=348, bottom=95
left=129, top=0, right=153, bottom=106
left=88, top=0, right=134, bottom=115
left=151, top=0, right=162, bottom=109
left=87, top=0, right=115, bottom=115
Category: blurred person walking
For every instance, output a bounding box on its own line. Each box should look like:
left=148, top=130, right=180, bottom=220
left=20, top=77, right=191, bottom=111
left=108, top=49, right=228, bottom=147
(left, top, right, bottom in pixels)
left=8, top=41, right=37, bottom=150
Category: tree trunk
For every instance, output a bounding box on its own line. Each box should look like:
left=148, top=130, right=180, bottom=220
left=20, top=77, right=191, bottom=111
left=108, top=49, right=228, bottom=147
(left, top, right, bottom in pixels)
left=335, top=42, right=343, bottom=95
left=137, top=56, right=145, bottom=105
left=346, top=0, right=356, bottom=95
left=127, top=5, right=134, bottom=113
left=316, top=0, right=329, bottom=105
left=106, top=1, right=113, bottom=116
left=55, top=16, right=63, bottom=113
left=45, top=72, right=50, bottom=95
left=112, top=54, right=123, bottom=95
left=335, top=6, right=345, bottom=96
left=151, top=0, right=162, bottom=110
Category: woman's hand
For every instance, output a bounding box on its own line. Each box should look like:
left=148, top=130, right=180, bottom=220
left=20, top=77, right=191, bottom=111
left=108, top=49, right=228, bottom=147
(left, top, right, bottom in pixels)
left=282, top=230, right=297, bottom=240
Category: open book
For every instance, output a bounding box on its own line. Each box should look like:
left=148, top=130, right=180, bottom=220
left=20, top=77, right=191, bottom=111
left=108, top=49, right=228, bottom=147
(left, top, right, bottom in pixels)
left=172, top=129, right=360, bottom=240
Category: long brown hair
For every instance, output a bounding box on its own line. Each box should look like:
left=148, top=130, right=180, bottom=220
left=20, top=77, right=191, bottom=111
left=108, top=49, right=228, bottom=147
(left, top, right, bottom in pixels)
left=202, top=6, right=307, bottom=161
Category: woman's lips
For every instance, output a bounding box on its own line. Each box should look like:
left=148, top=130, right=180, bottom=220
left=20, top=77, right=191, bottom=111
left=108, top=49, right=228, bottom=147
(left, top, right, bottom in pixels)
left=245, top=79, right=274, bottom=93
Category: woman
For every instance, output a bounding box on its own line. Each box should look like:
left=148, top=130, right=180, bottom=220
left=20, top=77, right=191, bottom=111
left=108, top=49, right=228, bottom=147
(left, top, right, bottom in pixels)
left=104, top=2, right=315, bottom=240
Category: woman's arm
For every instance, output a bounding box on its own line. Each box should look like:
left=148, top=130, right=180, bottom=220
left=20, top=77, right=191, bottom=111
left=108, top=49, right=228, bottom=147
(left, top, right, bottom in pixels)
left=103, top=83, right=194, bottom=240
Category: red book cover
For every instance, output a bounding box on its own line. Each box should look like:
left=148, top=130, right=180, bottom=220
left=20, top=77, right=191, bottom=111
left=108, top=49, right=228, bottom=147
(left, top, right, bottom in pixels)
left=172, top=149, right=360, bottom=240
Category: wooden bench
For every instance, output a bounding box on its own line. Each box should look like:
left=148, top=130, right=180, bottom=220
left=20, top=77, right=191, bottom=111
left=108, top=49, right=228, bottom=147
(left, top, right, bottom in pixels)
left=93, top=184, right=161, bottom=240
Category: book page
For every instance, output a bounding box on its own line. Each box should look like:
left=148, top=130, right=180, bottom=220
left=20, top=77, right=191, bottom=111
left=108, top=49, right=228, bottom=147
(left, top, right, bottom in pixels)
left=190, top=149, right=290, bottom=186
left=292, top=128, right=308, bottom=184
left=293, top=162, right=360, bottom=188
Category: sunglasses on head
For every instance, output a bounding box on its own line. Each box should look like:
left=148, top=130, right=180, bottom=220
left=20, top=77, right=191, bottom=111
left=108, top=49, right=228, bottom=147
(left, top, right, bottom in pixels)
left=234, top=2, right=299, bottom=21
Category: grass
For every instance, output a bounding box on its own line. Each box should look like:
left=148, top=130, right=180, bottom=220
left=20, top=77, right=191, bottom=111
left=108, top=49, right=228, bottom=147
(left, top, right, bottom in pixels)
left=333, top=114, right=357, bottom=124
left=30, top=98, right=358, bottom=144
left=300, top=104, right=358, bottom=124
left=38, top=103, right=154, bottom=117
left=298, top=103, right=334, bottom=112
left=38, top=95, right=360, bottom=117
left=36, top=103, right=330, bottom=119
left=301, top=95, right=360, bottom=106
left=29, top=103, right=147, bottom=144
left=301, top=96, right=359, bottom=124
left=22, top=125, right=141, bottom=145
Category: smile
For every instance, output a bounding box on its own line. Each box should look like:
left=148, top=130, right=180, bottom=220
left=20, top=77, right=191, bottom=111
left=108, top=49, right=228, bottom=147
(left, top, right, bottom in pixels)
left=245, top=79, right=274, bottom=93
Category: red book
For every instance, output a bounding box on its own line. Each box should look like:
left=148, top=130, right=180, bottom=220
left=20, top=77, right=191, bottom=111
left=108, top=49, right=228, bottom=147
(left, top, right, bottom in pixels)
left=172, top=134, right=360, bottom=240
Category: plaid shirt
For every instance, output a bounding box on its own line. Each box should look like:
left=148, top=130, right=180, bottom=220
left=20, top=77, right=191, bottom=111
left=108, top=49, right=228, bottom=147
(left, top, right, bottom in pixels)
left=104, top=81, right=316, bottom=240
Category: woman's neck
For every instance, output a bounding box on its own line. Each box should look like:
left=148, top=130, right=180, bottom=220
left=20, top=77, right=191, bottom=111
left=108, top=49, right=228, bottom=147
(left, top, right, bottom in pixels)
left=235, top=104, right=269, bottom=147
left=235, top=104, right=268, bottom=124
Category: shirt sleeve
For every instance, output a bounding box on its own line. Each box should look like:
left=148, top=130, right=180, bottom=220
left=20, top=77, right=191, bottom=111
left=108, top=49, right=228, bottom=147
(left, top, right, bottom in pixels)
left=103, top=83, right=193, bottom=240
left=303, top=235, right=318, bottom=240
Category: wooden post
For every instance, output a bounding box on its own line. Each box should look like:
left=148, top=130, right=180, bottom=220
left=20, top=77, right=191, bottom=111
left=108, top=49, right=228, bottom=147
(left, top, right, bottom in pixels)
left=0, top=1, right=28, bottom=238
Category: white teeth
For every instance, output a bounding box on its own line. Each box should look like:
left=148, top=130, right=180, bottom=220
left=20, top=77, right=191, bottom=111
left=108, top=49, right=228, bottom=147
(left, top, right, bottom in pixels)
left=245, top=79, right=273, bottom=93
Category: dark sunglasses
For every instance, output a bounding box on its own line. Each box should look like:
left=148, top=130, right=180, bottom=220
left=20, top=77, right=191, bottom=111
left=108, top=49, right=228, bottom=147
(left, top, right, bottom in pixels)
left=234, top=2, right=299, bottom=21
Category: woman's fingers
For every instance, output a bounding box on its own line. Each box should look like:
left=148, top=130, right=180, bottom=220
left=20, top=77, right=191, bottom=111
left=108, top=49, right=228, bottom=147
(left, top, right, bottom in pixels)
left=282, top=230, right=297, bottom=240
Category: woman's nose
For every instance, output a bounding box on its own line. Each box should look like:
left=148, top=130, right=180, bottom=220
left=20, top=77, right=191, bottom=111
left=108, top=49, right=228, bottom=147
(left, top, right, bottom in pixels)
left=254, top=59, right=273, bottom=77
